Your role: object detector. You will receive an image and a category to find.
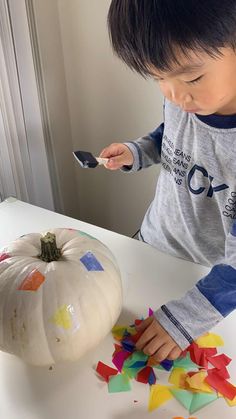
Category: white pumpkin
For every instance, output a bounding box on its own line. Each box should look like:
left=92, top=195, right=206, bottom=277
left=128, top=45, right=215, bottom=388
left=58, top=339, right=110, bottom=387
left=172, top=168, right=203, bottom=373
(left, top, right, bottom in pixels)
left=0, top=228, right=122, bottom=366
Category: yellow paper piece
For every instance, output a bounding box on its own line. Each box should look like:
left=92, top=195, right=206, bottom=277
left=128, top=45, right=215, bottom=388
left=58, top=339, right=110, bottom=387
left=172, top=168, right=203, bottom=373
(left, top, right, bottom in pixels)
left=196, top=332, right=224, bottom=348
left=148, top=384, right=173, bottom=412
left=168, top=368, right=186, bottom=387
left=186, top=371, right=213, bottom=393
left=51, top=304, right=72, bottom=329
left=112, top=325, right=128, bottom=340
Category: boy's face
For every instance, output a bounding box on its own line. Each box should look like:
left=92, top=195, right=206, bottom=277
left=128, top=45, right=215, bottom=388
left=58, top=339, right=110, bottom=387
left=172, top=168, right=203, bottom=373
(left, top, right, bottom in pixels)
left=152, top=47, right=236, bottom=115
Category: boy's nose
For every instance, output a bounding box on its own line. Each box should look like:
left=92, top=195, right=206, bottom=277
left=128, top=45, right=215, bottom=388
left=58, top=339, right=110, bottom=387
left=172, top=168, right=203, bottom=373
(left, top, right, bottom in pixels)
left=171, top=89, right=193, bottom=108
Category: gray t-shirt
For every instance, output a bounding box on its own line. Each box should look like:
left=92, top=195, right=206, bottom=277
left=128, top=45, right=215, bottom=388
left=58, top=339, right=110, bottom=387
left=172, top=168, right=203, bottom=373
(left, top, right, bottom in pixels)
left=124, top=100, right=236, bottom=349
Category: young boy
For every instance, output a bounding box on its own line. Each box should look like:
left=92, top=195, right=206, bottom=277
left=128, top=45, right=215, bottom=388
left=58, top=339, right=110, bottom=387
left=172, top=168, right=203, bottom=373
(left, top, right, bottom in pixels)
left=99, top=0, right=236, bottom=362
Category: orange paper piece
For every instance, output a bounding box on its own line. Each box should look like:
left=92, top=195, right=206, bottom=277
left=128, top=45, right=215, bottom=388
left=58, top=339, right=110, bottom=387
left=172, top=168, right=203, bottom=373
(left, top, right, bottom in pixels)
left=168, top=367, right=187, bottom=388
left=185, top=371, right=213, bottom=393
left=18, top=269, right=45, bottom=291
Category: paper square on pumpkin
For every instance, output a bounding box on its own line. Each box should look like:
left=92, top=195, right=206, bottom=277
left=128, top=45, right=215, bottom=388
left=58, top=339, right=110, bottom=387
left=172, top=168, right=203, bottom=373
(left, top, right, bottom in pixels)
left=80, top=251, right=104, bottom=271
left=18, top=269, right=45, bottom=291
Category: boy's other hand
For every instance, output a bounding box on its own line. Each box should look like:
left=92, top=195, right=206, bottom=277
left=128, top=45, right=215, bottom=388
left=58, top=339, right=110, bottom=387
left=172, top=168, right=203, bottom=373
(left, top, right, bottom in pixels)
left=99, top=143, right=134, bottom=170
left=135, top=316, right=182, bottom=362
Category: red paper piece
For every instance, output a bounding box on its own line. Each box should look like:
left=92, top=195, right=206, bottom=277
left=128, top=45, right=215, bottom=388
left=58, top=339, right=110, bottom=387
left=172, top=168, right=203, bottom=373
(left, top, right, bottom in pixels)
left=207, top=353, right=232, bottom=369
left=96, top=361, right=118, bottom=382
left=136, top=366, right=155, bottom=384
left=205, top=372, right=236, bottom=400
left=188, top=342, right=217, bottom=368
left=0, top=253, right=10, bottom=262
left=208, top=366, right=230, bottom=380
left=134, top=319, right=143, bottom=326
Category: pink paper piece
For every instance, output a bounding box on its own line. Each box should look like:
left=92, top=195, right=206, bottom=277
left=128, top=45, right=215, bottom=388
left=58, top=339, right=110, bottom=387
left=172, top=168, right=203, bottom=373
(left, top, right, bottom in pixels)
left=112, top=350, right=131, bottom=372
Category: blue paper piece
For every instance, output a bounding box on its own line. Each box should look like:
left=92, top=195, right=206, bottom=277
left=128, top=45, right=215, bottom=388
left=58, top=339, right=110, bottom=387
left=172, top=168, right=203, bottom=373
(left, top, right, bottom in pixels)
left=80, top=251, right=104, bottom=271
left=122, top=339, right=135, bottom=353
left=160, top=359, right=173, bottom=371
left=129, top=361, right=147, bottom=369
left=148, top=368, right=156, bottom=385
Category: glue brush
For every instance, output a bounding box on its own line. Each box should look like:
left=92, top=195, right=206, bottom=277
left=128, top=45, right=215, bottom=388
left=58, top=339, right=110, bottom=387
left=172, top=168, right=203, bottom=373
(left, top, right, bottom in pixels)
left=73, top=150, right=109, bottom=168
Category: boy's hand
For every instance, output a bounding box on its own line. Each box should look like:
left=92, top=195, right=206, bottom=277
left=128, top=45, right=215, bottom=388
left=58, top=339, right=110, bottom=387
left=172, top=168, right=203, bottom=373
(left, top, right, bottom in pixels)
left=99, top=143, right=134, bottom=170
left=135, top=316, right=182, bottom=362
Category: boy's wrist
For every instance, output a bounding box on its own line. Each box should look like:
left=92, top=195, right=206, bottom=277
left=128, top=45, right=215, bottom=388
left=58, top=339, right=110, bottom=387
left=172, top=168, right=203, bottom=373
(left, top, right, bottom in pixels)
left=121, top=142, right=142, bottom=172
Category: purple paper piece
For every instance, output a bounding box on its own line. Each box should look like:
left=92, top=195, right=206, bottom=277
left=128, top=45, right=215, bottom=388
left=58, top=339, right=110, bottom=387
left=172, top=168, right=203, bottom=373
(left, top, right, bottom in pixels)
left=148, top=307, right=154, bottom=317
left=160, top=359, right=173, bottom=371
left=112, top=350, right=130, bottom=372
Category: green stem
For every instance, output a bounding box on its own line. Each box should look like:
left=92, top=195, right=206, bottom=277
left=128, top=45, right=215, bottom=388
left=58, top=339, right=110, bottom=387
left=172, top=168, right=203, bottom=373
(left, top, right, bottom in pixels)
left=39, top=232, right=61, bottom=262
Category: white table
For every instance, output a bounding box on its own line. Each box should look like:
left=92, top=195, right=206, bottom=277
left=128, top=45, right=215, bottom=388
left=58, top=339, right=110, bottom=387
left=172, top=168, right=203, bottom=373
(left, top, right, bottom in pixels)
left=0, top=198, right=235, bottom=419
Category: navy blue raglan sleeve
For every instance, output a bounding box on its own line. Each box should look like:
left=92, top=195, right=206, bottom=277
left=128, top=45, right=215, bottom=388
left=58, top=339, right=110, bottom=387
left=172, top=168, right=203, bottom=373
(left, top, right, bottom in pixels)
left=154, top=222, right=236, bottom=349
left=122, top=123, right=164, bottom=172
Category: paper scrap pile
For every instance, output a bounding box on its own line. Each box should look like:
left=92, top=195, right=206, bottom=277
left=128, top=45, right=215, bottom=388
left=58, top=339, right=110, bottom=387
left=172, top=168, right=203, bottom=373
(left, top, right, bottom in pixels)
left=96, top=311, right=236, bottom=414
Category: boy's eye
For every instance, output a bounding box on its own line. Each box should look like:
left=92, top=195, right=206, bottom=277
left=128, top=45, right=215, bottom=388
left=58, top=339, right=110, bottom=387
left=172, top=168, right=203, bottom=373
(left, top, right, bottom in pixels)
left=186, top=75, right=203, bottom=84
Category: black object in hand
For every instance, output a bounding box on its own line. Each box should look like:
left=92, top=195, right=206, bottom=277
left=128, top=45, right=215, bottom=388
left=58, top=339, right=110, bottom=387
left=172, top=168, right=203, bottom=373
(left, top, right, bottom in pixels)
left=73, top=151, right=99, bottom=168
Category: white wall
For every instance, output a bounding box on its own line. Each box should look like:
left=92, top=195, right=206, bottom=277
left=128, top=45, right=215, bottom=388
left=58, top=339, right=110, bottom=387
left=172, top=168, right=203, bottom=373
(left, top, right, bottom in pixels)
left=34, top=0, right=163, bottom=236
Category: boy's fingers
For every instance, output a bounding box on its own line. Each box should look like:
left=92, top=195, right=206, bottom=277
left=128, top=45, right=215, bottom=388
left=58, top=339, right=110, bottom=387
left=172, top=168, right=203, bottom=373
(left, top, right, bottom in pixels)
left=135, top=321, right=157, bottom=350
left=152, top=341, right=176, bottom=362
left=135, top=316, right=153, bottom=331
left=166, top=346, right=182, bottom=360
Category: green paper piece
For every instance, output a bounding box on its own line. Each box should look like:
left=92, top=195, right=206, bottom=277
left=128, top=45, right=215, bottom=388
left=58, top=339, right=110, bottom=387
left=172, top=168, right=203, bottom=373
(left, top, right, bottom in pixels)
left=108, top=373, right=131, bottom=393
left=190, top=392, right=218, bottom=414
left=125, top=367, right=143, bottom=379
left=123, top=351, right=148, bottom=369
left=173, top=353, right=198, bottom=370
left=123, top=351, right=148, bottom=379
left=79, top=231, right=95, bottom=239
left=170, top=388, right=193, bottom=411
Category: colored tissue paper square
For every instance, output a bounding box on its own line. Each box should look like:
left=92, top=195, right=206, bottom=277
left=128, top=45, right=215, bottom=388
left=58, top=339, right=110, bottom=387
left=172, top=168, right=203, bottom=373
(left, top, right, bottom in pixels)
left=136, top=366, right=156, bottom=385
left=96, top=361, right=118, bottom=382
left=160, top=358, right=174, bottom=371
left=170, top=389, right=194, bottom=411
left=0, top=253, right=10, bottom=262
left=185, top=371, right=213, bottom=393
left=196, top=333, right=224, bottom=348
left=18, top=269, right=45, bottom=291
left=225, top=393, right=236, bottom=407
left=80, top=251, right=104, bottom=271
left=112, top=350, right=131, bottom=372
left=148, top=307, right=154, bottom=317
left=205, top=372, right=236, bottom=400
left=108, top=373, right=131, bottom=393
left=207, top=353, right=232, bottom=369
left=123, top=351, right=148, bottom=379
left=168, top=367, right=187, bottom=388
left=189, top=392, right=218, bottom=414
left=148, top=384, right=173, bottom=412
left=174, top=353, right=199, bottom=370
left=122, top=338, right=135, bottom=352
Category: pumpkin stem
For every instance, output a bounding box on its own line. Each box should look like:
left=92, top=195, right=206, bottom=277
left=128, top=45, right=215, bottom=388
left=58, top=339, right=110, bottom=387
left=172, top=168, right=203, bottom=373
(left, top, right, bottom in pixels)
left=39, top=232, right=61, bottom=262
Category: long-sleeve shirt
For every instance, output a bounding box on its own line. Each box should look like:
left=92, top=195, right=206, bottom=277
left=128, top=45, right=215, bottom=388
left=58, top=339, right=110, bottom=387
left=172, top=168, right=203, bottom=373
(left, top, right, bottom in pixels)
left=124, top=99, right=236, bottom=349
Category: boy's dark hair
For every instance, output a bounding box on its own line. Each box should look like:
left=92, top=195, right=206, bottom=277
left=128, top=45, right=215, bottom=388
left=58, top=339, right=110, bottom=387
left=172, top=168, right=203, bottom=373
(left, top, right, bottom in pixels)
left=108, top=0, right=236, bottom=77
